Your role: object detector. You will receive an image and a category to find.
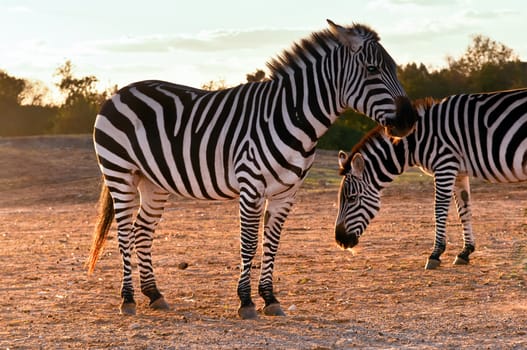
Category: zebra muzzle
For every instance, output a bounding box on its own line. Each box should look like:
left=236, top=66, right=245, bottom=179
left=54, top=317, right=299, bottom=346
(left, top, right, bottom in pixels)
left=335, top=222, right=359, bottom=249
left=386, top=96, right=417, bottom=138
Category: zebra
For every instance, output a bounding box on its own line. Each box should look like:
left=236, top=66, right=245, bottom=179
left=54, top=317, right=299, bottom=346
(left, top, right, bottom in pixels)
left=86, top=19, right=416, bottom=319
left=334, top=88, right=527, bottom=270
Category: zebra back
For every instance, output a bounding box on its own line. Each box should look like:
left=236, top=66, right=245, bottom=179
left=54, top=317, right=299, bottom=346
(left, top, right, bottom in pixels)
left=414, top=89, right=527, bottom=183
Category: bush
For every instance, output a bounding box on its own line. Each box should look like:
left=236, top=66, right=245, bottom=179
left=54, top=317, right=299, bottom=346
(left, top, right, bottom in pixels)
left=318, top=110, right=376, bottom=150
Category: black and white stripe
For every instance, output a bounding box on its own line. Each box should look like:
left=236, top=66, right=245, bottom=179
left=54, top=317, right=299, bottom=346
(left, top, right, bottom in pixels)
left=87, top=19, right=415, bottom=318
left=335, top=88, right=527, bottom=269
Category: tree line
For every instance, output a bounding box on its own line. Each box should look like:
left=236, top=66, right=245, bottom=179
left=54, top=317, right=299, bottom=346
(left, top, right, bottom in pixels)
left=0, top=60, right=115, bottom=137
left=1, top=35, right=526, bottom=150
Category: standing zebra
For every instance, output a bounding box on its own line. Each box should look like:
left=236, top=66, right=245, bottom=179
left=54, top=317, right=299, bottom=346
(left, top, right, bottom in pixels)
left=87, top=19, right=416, bottom=319
left=335, top=88, right=527, bottom=269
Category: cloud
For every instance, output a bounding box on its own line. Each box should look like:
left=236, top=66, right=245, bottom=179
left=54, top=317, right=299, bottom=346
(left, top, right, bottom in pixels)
left=384, top=0, right=457, bottom=5
left=96, top=28, right=310, bottom=54
left=463, top=8, right=515, bottom=20
left=7, top=5, right=31, bottom=13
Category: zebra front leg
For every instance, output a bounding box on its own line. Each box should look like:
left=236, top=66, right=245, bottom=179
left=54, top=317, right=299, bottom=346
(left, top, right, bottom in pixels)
left=425, top=172, right=456, bottom=270
left=237, top=190, right=265, bottom=319
left=452, top=175, right=476, bottom=265
left=135, top=178, right=170, bottom=310
left=259, top=197, right=294, bottom=317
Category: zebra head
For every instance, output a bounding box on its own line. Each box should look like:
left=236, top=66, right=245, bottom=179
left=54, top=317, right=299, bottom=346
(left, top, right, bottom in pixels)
left=334, top=151, right=380, bottom=249
left=327, top=20, right=417, bottom=138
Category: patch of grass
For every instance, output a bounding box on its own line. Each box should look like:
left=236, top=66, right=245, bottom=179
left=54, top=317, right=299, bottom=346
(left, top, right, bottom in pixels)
left=392, top=168, right=434, bottom=186
left=302, top=150, right=341, bottom=191
left=302, top=165, right=341, bottom=190
left=302, top=152, right=437, bottom=193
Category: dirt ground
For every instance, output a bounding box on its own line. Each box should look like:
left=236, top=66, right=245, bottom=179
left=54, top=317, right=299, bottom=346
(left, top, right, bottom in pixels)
left=0, top=135, right=526, bottom=349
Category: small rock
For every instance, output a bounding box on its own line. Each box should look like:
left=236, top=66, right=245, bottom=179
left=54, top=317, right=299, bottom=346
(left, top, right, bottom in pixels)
left=178, top=262, right=189, bottom=270
left=335, top=338, right=349, bottom=346
left=287, top=304, right=297, bottom=311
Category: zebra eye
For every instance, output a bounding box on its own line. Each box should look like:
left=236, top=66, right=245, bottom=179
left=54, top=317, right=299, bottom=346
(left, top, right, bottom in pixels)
left=347, top=194, right=358, bottom=202
left=366, top=65, right=379, bottom=74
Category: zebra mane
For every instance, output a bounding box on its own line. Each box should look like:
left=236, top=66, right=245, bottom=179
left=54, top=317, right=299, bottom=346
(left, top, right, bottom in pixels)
left=267, top=23, right=380, bottom=79
left=413, top=97, right=440, bottom=115
left=339, top=125, right=384, bottom=175
left=339, top=97, right=438, bottom=175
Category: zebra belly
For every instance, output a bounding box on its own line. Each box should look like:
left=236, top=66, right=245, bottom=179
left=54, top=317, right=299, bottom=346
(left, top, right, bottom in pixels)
left=134, top=148, right=240, bottom=201
left=461, top=146, right=527, bottom=183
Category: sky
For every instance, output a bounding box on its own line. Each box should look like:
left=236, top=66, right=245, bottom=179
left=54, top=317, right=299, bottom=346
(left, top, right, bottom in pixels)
left=1, top=0, right=526, bottom=98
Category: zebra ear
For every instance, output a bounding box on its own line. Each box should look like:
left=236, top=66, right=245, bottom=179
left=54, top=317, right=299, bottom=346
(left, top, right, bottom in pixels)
left=351, top=153, right=365, bottom=178
left=327, top=19, right=363, bottom=52
left=338, top=151, right=348, bottom=170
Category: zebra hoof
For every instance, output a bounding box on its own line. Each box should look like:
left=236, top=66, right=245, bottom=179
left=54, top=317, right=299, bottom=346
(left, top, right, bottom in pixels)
left=263, top=303, right=286, bottom=317
left=238, top=305, right=258, bottom=320
left=120, top=302, right=137, bottom=316
left=150, top=296, right=170, bottom=310
left=453, top=256, right=469, bottom=265
left=425, top=258, right=441, bottom=270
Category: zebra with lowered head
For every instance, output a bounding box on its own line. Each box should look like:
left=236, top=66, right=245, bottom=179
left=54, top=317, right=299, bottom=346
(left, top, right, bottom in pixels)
left=86, top=19, right=416, bottom=319
left=335, top=88, right=527, bottom=269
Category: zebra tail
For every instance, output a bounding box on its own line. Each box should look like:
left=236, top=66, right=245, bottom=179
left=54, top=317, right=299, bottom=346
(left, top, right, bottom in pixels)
left=86, top=181, right=115, bottom=274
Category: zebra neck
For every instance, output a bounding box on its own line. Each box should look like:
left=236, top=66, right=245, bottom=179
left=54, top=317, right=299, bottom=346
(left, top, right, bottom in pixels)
left=276, top=56, right=342, bottom=147
left=364, top=136, right=412, bottom=191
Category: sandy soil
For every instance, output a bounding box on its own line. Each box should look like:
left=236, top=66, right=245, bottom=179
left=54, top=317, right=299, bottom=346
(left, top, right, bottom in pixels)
left=0, top=135, right=526, bottom=349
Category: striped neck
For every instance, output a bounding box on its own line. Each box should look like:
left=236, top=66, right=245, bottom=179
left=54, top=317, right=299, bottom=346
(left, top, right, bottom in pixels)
left=359, top=130, right=415, bottom=191
left=264, top=46, right=345, bottom=155
left=276, top=44, right=343, bottom=102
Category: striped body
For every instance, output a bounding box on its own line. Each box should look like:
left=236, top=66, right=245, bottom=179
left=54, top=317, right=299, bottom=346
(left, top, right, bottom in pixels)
left=335, top=89, right=527, bottom=268
left=87, top=20, right=415, bottom=318
left=96, top=79, right=323, bottom=201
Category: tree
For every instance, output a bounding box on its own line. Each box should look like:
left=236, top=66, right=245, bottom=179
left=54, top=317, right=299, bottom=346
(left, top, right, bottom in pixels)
left=398, top=63, right=433, bottom=99
left=399, top=35, right=524, bottom=99
left=246, top=69, right=267, bottom=83
left=0, top=70, right=57, bottom=136
left=447, top=35, right=519, bottom=76
left=52, top=60, right=111, bottom=134
left=0, top=70, right=25, bottom=107
left=18, top=80, right=52, bottom=106
left=318, top=110, right=376, bottom=150
left=201, top=78, right=228, bottom=91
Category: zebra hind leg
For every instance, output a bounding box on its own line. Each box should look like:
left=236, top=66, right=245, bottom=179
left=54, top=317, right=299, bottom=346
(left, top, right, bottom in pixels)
left=454, top=244, right=475, bottom=265
left=453, top=176, right=476, bottom=266
left=105, top=172, right=140, bottom=315
left=135, top=177, right=170, bottom=311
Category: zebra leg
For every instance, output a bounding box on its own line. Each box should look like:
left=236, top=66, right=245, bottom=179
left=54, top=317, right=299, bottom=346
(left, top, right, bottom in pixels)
left=452, top=175, right=476, bottom=265
left=135, top=177, right=170, bottom=310
left=107, top=172, right=140, bottom=315
left=237, top=190, right=265, bottom=319
left=425, top=172, right=456, bottom=270
left=259, top=197, right=294, bottom=317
